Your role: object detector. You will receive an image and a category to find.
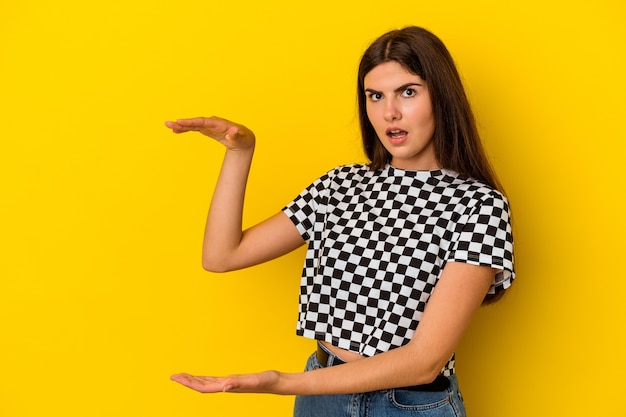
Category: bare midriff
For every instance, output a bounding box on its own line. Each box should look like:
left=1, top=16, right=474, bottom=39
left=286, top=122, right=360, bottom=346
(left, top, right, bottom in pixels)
left=320, top=340, right=366, bottom=363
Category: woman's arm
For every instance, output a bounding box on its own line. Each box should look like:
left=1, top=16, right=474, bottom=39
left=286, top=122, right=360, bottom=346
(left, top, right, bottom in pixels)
left=166, top=117, right=305, bottom=272
left=170, top=261, right=495, bottom=394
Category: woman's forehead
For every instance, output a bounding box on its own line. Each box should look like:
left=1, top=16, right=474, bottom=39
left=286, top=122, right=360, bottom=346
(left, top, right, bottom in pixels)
left=364, top=61, right=426, bottom=88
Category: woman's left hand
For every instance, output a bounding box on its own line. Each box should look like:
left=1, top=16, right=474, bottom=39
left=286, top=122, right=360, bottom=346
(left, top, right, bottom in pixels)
left=170, top=370, right=281, bottom=394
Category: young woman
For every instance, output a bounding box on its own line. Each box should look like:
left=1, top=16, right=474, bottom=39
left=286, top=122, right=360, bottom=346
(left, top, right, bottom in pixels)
left=166, top=26, right=514, bottom=417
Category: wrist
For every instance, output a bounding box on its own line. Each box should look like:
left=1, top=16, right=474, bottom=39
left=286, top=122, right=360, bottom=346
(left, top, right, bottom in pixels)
left=225, top=142, right=255, bottom=155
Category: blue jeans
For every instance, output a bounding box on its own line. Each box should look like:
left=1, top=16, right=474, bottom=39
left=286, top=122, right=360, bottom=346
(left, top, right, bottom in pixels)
left=293, top=352, right=466, bottom=417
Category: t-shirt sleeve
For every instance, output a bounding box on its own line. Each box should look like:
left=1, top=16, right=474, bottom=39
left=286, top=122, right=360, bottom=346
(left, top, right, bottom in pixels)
left=282, top=171, right=331, bottom=242
left=448, top=191, right=515, bottom=294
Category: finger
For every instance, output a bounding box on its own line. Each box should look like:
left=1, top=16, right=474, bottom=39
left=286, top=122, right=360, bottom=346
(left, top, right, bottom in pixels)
left=164, top=120, right=181, bottom=130
left=170, top=373, right=192, bottom=383
left=170, top=373, right=226, bottom=393
left=171, top=373, right=214, bottom=382
left=224, top=126, right=240, bottom=141
left=165, top=120, right=195, bottom=133
left=173, top=117, right=208, bottom=126
left=176, top=117, right=226, bottom=130
left=221, top=376, right=244, bottom=392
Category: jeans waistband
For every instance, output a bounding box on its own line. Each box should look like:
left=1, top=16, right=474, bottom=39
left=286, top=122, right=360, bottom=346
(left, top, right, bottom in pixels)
left=316, top=341, right=450, bottom=392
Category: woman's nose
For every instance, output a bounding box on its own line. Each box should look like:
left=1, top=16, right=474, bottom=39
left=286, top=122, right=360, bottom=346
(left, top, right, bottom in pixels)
left=384, top=99, right=401, bottom=121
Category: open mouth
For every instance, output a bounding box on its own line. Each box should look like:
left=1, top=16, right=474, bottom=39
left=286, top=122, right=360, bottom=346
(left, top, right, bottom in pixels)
left=386, top=128, right=408, bottom=139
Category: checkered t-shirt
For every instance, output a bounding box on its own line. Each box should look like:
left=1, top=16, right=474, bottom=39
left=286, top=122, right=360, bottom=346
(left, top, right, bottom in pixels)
left=283, top=164, right=514, bottom=376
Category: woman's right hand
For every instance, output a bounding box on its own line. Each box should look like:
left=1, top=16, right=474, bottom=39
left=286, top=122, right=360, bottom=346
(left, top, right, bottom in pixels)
left=166, top=115, right=303, bottom=272
left=165, top=116, right=255, bottom=151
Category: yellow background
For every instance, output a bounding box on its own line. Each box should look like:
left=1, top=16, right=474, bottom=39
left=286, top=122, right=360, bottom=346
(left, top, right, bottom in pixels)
left=1, top=1, right=624, bottom=416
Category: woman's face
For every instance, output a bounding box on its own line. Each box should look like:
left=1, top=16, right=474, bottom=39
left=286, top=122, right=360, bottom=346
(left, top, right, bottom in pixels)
left=364, top=61, right=438, bottom=170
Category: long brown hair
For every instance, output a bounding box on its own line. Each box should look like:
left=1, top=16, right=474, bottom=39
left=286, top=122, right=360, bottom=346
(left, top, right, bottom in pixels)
left=358, top=27, right=508, bottom=303
left=357, top=26, right=504, bottom=193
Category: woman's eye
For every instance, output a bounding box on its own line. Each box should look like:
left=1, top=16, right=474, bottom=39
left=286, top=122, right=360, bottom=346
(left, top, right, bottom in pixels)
left=402, top=88, right=416, bottom=97
left=368, top=92, right=382, bottom=101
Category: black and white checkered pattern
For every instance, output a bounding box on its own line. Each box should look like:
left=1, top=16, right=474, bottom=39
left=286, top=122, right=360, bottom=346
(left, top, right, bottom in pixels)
left=283, top=164, right=514, bottom=376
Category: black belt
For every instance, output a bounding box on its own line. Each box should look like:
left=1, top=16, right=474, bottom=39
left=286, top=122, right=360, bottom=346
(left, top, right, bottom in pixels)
left=316, top=342, right=450, bottom=392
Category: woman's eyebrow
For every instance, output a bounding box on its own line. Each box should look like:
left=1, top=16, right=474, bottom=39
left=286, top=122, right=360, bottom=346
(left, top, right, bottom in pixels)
left=394, top=82, right=423, bottom=93
left=364, top=82, right=424, bottom=95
